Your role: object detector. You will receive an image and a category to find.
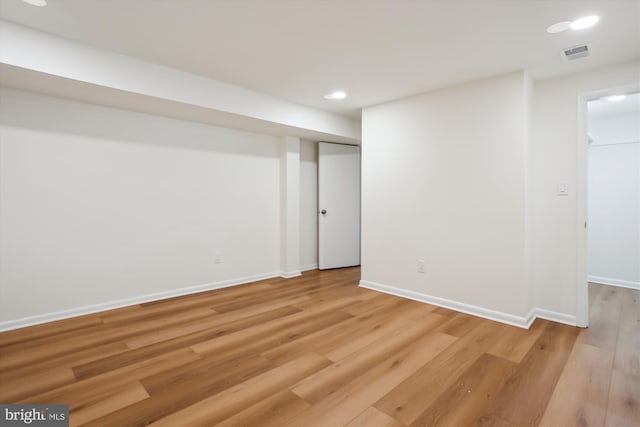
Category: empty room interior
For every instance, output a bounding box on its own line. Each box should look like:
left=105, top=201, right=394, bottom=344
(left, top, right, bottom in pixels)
left=0, top=0, right=639, bottom=426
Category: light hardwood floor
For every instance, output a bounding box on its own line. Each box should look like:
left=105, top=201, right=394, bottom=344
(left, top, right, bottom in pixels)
left=0, top=268, right=638, bottom=426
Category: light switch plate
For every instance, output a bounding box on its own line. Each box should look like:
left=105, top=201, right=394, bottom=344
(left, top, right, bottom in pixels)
left=557, top=182, right=569, bottom=196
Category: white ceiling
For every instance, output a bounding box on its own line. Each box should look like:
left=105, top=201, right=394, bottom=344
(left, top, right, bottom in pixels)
left=0, top=0, right=639, bottom=118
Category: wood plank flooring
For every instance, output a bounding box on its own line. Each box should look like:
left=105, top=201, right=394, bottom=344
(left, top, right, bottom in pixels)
left=0, top=268, right=638, bottom=426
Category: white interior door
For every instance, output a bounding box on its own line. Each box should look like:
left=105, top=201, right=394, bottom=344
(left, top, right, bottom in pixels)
left=318, top=142, right=361, bottom=269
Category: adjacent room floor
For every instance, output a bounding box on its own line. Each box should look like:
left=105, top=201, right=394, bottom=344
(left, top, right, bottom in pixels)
left=0, top=268, right=637, bottom=426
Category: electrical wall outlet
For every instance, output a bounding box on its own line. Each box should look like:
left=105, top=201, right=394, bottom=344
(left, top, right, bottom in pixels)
left=417, top=259, right=425, bottom=274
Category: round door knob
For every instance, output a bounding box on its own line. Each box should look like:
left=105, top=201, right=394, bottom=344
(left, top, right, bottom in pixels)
left=321, top=209, right=327, bottom=215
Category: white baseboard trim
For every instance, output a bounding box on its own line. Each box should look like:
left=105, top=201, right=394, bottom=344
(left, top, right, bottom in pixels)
left=1, top=273, right=583, bottom=333
left=359, top=279, right=531, bottom=329
left=588, top=275, right=640, bottom=290
left=359, top=280, right=578, bottom=329
left=279, top=270, right=302, bottom=279
left=0, top=271, right=282, bottom=332
left=299, top=264, right=319, bottom=272
left=524, top=308, right=537, bottom=329
left=532, top=308, right=577, bottom=327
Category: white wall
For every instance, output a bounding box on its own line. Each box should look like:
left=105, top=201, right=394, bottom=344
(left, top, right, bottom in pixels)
left=587, top=111, right=640, bottom=288
left=589, top=112, right=640, bottom=145
left=532, top=61, right=640, bottom=320
left=361, top=71, right=532, bottom=325
left=300, top=140, right=318, bottom=270
left=532, top=62, right=640, bottom=322
left=362, top=61, right=640, bottom=327
left=0, top=88, right=282, bottom=325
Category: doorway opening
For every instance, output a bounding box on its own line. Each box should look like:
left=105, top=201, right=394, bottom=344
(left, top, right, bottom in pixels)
left=578, top=87, right=640, bottom=327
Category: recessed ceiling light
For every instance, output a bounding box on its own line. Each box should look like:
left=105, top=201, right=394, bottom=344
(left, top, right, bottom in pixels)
left=547, top=15, right=600, bottom=34
left=547, top=21, right=572, bottom=34
left=569, top=15, right=600, bottom=30
left=324, top=91, right=347, bottom=100
left=606, top=94, right=626, bottom=102
left=23, top=0, right=47, bottom=6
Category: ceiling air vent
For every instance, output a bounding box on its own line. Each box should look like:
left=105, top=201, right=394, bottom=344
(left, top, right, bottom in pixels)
left=562, top=44, right=589, bottom=61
